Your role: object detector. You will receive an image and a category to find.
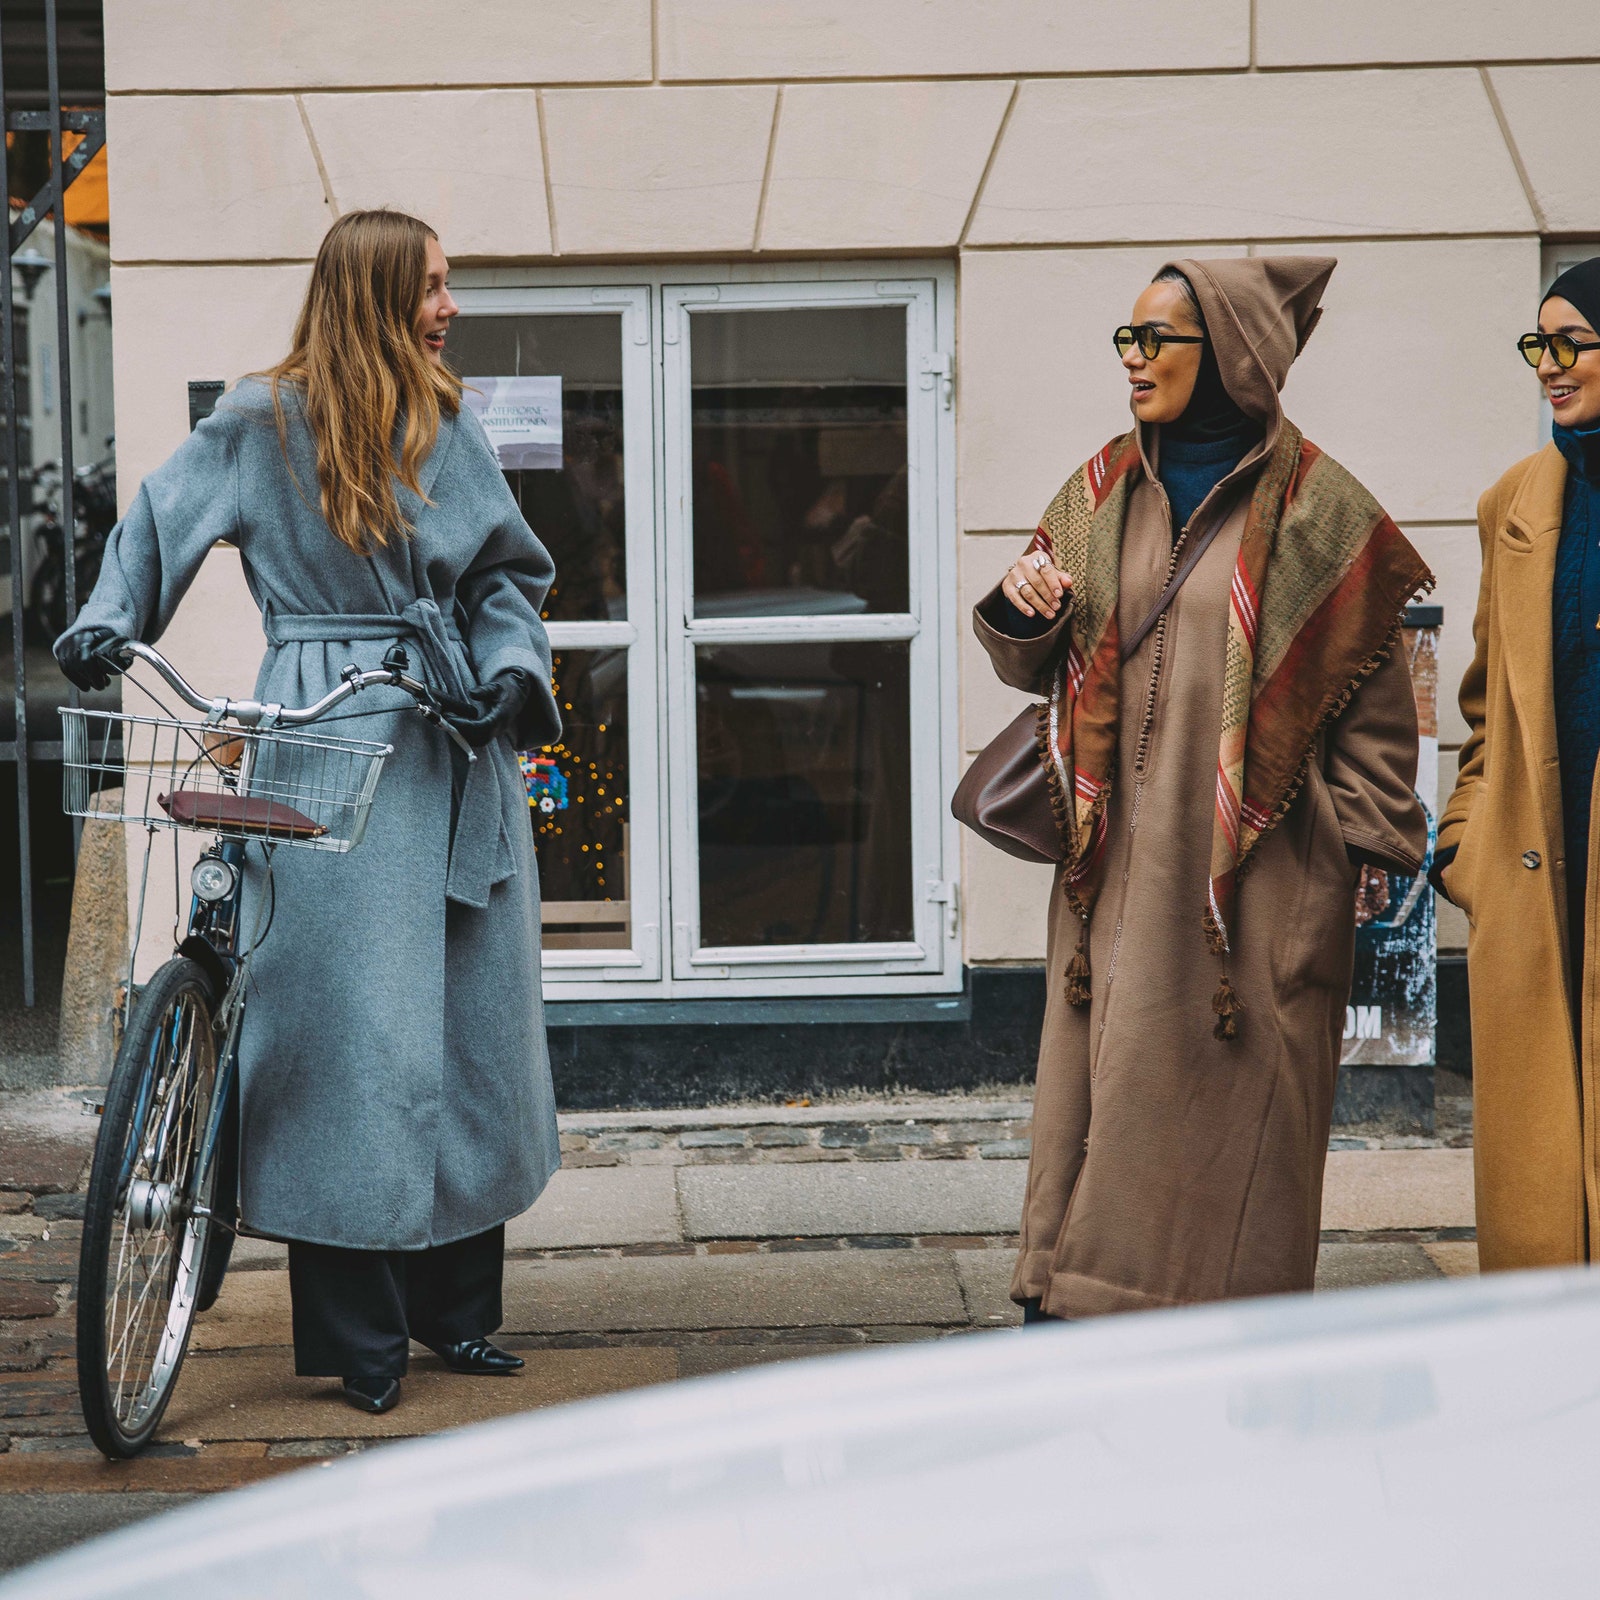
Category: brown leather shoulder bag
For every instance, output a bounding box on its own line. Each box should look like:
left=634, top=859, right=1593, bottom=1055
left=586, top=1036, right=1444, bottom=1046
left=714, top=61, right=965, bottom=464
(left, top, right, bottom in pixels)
left=950, top=700, right=1060, bottom=863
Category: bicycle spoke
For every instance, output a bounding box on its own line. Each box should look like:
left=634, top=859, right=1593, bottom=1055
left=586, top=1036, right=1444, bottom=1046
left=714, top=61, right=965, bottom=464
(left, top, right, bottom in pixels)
left=107, top=1231, right=171, bottom=1380
left=145, top=1000, right=193, bottom=1174
left=167, top=1023, right=210, bottom=1194
left=108, top=1210, right=173, bottom=1416
left=106, top=1219, right=135, bottom=1414
left=81, top=960, right=224, bottom=1455
left=107, top=1122, right=163, bottom=1409
left=112, top=1233, right=171, bottom=1414
left=97, top=988, right=217, bottom=1431
left=107, top=1156, right=161, bottom=1402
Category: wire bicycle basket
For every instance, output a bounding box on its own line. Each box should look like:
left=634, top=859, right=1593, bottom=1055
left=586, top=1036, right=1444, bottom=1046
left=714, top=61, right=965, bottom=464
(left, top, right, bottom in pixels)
left=61, top=706, right=393, bottom=854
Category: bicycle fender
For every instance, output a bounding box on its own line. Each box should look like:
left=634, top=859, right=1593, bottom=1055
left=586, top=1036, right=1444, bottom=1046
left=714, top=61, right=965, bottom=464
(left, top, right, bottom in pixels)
left=177, top=934, right=229, bottom=1003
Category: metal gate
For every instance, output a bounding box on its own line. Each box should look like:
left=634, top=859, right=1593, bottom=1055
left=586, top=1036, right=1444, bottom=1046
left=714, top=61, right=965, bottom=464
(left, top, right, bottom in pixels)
left=0, top=0, right=105, bottom=1006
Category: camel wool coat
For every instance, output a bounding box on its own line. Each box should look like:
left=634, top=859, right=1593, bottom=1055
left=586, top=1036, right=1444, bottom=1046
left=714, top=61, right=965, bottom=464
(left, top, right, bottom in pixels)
left=977, top=260, right=1428, bottom=1319
left=1438, top=443, right=1597, bottom=1269
left=62, top=378, right=563, bottom=1251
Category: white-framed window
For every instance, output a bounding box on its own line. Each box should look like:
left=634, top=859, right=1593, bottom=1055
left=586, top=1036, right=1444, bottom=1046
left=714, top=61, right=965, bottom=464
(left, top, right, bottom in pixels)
left=447, top=285, right=663, bottom=983
left=453, top=264, right=959, bottom=1001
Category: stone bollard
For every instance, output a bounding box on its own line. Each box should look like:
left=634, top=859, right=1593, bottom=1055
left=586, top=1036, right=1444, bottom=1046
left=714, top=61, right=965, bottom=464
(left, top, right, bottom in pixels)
left=57, top=788, right=127, bottom=1085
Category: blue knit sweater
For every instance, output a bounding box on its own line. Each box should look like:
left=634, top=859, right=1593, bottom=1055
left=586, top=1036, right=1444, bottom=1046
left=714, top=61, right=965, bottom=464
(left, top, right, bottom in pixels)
left=1551, top=418, right=1600, bottom=965
left=1158, top=416, right=1260, bottom=538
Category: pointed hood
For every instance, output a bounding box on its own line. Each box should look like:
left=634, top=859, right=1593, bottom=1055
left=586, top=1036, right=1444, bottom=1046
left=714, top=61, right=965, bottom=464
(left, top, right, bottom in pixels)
left=1161, top=256, right=1336, bottom=430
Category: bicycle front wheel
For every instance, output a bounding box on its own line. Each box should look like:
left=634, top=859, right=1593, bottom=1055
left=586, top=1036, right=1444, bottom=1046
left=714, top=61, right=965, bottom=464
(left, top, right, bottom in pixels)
left=77, top=957, right=222, bottom=1458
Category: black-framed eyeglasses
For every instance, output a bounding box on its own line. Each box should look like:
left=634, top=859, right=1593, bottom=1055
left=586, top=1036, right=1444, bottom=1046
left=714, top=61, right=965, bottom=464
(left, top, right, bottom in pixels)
left=1113, top=323, right=1205, bottom=360
left=1518, top=331, right=1600, bottom=370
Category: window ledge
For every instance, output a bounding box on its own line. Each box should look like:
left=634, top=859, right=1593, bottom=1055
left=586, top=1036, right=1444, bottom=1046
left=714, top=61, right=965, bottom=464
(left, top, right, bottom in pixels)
left=546, top=989, right=973, bottom=1028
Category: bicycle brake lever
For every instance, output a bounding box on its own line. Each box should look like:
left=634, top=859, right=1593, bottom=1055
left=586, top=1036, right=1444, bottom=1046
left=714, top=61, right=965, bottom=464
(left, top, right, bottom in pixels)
left=416, top=701, right=477, bottom=763
left=429, top=690, right=478, bottom=721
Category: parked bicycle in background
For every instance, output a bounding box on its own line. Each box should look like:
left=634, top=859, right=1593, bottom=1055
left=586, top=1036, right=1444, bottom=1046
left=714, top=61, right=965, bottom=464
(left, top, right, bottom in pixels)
left=27, top=444, right=117, bottom=644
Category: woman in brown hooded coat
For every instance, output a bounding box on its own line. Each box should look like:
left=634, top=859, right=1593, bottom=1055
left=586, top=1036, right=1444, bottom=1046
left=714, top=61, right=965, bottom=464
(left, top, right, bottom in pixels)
left=976, top=257, right=1431, bottom=1320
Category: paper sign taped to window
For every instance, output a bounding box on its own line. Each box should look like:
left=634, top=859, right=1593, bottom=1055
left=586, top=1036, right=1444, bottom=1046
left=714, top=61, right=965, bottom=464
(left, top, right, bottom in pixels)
left=462, top=375, right=563, bottom=470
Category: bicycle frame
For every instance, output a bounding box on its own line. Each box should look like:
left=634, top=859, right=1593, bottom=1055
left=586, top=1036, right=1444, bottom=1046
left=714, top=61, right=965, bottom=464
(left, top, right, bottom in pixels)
left=179, top=836, right=250, bottom=1239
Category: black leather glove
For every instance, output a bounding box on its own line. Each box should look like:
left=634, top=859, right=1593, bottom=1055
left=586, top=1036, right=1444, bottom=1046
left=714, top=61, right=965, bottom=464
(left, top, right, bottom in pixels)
left=55, top=625, right=128, bottom=692
left=445, top=667, right=532, bottom=749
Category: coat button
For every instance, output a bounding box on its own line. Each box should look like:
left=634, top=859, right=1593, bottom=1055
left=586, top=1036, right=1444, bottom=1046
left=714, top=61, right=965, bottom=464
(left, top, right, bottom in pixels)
left=1523, top=850, right=1541, bottom=869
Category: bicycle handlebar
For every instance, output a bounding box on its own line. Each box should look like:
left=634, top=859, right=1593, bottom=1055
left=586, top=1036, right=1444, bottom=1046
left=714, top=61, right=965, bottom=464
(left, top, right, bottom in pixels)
left=112, top=640, right=478, bottom=761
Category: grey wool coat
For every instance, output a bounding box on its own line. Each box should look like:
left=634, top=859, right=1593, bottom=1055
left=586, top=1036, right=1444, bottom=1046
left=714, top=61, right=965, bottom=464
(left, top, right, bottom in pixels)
left=63, top=377, right=563, bottom=1250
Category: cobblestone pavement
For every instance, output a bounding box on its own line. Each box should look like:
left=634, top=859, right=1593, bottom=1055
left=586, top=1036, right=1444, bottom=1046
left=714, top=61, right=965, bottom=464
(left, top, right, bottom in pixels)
left=554, top=1101, right=1037, bottom=1167
left=0, top=1084, right=1479, bottom=1577
left=554, top=1087, right=1471, bottom=1167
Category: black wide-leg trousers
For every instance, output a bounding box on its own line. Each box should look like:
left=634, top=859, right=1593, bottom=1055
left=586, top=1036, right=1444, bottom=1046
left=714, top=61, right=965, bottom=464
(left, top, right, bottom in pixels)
left=287, top=1224, right=506, bottom=1378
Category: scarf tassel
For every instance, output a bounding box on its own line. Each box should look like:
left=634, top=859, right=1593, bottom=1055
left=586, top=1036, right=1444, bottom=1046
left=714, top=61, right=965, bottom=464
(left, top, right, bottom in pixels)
left=1211, top=969, right=1243, bottom=1042
left=1065, top=927, right=1092, bottom=1008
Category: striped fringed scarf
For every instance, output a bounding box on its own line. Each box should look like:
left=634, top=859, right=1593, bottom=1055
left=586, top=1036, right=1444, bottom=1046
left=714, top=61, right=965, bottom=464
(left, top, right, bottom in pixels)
left=1030, top=422, right=1432, bottom=1040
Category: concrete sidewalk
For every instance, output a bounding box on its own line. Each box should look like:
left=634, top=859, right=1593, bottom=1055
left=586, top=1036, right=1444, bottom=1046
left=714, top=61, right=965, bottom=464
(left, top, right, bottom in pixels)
left=0, top=1088, right=1480, bottom=1575
left=222, top=1141, right=1473, bottom=1259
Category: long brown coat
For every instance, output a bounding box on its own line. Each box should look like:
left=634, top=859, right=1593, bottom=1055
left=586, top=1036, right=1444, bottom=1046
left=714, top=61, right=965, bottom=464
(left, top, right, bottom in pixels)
left=978, top=264, right=1427, bottom=1319
left=1438, top=444, right=1594, bottom=1269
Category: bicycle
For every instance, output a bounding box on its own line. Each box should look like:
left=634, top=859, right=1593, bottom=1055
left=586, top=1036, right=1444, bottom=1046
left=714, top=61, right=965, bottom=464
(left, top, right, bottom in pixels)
left=61, top=637, right=475, bottom=1458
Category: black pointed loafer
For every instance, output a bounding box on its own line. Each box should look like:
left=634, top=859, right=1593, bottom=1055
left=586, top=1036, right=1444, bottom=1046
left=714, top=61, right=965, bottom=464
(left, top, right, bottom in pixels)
left=428, top=1337, right=524, bottom=1375
left=342, top=1376, right=401, bottom=1414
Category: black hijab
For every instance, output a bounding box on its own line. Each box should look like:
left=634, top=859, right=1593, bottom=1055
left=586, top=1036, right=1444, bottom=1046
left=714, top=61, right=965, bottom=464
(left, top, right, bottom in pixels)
left=1162, top=280, right=1258, bottom=446
left=1543, top=257, right=1600, bottom=336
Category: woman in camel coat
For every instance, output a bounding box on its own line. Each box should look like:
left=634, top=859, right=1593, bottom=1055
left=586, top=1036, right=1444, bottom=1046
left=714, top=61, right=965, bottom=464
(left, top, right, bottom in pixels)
left=1436, top=257, right=1600, bottom=1269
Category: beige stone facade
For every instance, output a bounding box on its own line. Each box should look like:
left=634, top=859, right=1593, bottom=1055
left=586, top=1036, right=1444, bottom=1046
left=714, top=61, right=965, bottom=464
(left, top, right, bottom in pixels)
left=101, top=3, right=1599, bottom=979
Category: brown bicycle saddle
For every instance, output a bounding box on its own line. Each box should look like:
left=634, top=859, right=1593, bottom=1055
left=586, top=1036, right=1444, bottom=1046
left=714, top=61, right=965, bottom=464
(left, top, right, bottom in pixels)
left=158, top=789, right=327, bottom=839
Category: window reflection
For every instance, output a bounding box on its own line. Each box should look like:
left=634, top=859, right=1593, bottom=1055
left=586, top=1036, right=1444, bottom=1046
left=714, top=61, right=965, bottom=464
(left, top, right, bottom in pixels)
left=531, top=649, right=629, bottom=951
left=696, top=641, right=912, bottom=947
left=448, top=313, right=626, bottom=624
left=690, top=306, right=908, bottom=619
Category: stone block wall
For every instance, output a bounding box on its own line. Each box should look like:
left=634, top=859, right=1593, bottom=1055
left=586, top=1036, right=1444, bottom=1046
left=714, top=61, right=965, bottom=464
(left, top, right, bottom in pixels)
left=101, top=1, right=1597, bottom=973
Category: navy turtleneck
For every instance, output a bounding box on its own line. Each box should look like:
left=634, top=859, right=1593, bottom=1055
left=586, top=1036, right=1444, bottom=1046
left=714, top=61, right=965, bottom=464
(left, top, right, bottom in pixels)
left=1158, top=414, right=1261, bottom=537
left=1550, top=416, right=1600, bottom=971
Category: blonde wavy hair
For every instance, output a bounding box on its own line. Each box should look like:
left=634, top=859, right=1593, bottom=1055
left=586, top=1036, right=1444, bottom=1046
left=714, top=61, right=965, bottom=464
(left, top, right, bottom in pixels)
left=266, top=209, right=462, bottom=554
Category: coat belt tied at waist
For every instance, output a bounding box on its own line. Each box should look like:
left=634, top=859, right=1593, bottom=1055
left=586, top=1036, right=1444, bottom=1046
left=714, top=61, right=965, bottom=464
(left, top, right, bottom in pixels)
left=263, top=600, right=518, bottom=908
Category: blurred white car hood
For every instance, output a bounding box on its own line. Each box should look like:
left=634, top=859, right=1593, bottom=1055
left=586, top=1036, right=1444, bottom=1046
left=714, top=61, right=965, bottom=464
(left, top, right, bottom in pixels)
left=8, top=1267, right=1600, bottom=1598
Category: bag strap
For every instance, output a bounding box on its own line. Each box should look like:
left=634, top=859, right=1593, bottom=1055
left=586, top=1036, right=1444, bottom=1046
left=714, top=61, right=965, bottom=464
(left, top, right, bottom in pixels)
left=1119, top=491, right=1240, bottom=665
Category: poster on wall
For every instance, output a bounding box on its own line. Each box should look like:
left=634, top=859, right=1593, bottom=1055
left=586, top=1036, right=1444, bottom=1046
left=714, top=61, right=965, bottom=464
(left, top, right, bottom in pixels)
left=461, top=374, right=563, bottom=470
left=1341, top=606, right=1439, bottom=1067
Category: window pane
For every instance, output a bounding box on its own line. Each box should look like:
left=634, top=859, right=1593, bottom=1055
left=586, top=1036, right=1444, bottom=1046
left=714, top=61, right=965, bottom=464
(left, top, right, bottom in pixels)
left=689, top=306, right=908, bottom=618
left=448, top=313, right=626, bottom=623
left=695, top=641, right=912, bottom=947
left=532, top=648, right=630, bottom=950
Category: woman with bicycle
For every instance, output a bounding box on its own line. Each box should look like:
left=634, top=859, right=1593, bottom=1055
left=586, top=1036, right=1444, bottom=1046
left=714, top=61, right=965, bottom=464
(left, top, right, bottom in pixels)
left=57, top=209, right=561, bottom=1422
left=1435, top=257, right=1600, bottom=1274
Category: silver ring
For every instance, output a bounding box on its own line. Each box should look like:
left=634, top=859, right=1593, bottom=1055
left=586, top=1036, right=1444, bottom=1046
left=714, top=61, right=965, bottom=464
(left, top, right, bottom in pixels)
left=1030, top=553, right=1048, bottom=571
